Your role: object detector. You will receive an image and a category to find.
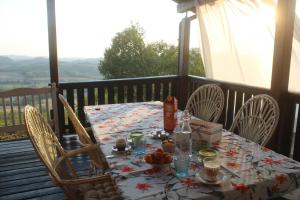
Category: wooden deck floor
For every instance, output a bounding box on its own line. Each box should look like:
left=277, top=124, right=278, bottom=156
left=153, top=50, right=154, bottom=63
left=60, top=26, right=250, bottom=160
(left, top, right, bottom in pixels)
left=0, top=136, right=294, bottom=200
left=0, top=135, right=82, bottom=200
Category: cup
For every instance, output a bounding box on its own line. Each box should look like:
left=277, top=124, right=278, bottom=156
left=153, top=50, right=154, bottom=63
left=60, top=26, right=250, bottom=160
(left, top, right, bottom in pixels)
left=130, top=132, right=146, bottom=155
left=203, top=157, right=220, bottom=182
left=174, top=154, right=190, bottom=177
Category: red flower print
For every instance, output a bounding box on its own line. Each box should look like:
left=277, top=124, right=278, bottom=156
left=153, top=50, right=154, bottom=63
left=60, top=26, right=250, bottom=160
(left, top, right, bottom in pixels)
left=262, top=158, right=283, bottom=165
left=181, top=178, right=195, bottom=187
left=101, top=137, right=111, bottom=141
left=98, top=124, right=106, bottom=128
left=232, top=183, right=248, bottom=193
left=225, top=149, right=238, bottom=157
left=271, top=184, right=279, bottom=193
left=226, top=162, right=240, bottom=168
left=276, top=174, right=287, bottom=184
left=190, top=162, right=201, bottom=170
left=212, top=142, right=220, bottom=148
left=261, top=147, right=271, bottom=152
left=121, top=165, right=134, bottom=173
left=136, top=183, right=152, bottom=191
left=123, top=124, right=130, bottom=128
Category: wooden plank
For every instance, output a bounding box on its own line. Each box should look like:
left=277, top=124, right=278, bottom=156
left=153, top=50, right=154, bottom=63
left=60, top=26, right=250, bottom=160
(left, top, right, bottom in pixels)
left=9, top=97, right=15, bottom=126
left=146, top=83, right=152, bottom=101
left=87, top=88, right=95, bottom=105
left=163, top=81, right=169, bottom=101
left=218, top=87, right=227, bottom=125
left=0, top=180, right=55, bottom=196
left=235, top=92, right=243, bottom=117
left=45, top=93, right=50, bottom=121
left=0, top=88, right=51, bottom=98
left=27, top=192, right=67, bottom=200
left=154, top=81, right=160, bottom=101
left=97, top=87, right=105, bottom=105
left=47, top=0, right=59, bottom=85
left=136, top=84, right=143, bottom=102
left=17, top=96, right=22, bottom=124
left=178, top=17, right=190, bottom=76
left=118, top=85, right=124, bottom=103
left=127, top=84, right=134, bottom=103
left=2, top=98, right=7, bottom=127
left=0, top=175, right=50, bottom=189
left=76, top=88, right=85, bottom=123
left=0, top=124, right=26, bottom=134
left=294, top=105, right=300, bottom=161
left=107, top=86, right=114, bottom=104
left=0, top=186, right=62, bottom=200
left=226, top=90, right=235, bottom=130
left=66, top=89, right=75, bottom=132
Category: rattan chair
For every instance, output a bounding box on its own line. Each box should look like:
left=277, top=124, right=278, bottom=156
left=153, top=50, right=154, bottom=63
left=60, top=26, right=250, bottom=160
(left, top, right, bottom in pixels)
left=185, top=84, right=224, bottom=122
left=59, top=94, right=95, bottom=145
left=229, top=94, right=279, bottom=146
left=24, top=105, right=122, bottom=200
left=58, top=94, right=109, bottom=173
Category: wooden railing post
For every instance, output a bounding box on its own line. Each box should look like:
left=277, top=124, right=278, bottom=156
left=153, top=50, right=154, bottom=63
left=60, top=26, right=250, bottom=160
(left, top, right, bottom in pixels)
left=177, top=16, right=190, bottom=109
left=269, top=0, right=296, bottom=155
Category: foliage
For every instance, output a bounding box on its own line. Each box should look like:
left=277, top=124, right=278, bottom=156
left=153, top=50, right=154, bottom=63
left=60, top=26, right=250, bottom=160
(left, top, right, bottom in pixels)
left=189, top=48, right=205, bottom=76
left=99, top=24, right=205, bottom=79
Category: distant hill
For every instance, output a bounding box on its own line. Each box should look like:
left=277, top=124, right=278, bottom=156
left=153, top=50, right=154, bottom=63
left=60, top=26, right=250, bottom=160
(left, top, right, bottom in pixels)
left=0, top=55, right=103, bottom=91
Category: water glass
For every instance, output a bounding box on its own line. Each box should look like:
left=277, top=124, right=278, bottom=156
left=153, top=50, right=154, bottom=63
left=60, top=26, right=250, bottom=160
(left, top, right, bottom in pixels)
left=130, top=132, right=146, bottom=155
left=174, top=154, right=190, bottom=177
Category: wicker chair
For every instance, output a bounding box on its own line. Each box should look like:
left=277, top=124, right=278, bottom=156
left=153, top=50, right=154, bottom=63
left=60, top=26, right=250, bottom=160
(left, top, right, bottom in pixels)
left=185, top=84, right=224, bottom=122
left=59, top=94, right=95, bottom=145
left=24, top=105, right=122, bottom=200
left=58, top=94, right=109, bottom=172
left=229, top=94, right=279, bottom=146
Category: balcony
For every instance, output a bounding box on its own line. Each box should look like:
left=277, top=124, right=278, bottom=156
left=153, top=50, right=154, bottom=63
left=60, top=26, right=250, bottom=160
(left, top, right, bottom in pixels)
left=0, top=0, right=299, bottom=199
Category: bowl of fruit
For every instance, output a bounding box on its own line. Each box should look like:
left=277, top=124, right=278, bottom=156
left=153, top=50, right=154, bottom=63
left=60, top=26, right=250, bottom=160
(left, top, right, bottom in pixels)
left=144, top=149, right=173, bottom=170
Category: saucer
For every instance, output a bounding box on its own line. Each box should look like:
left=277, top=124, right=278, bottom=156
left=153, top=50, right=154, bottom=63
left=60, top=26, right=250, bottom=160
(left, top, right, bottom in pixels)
left=112, top=146, right=132, bottom=154
left=195, top=171, right=224, bottom=185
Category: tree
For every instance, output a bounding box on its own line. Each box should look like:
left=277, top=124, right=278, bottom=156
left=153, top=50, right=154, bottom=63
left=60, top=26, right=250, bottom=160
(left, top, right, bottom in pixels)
left=99, top=24, right=147, bottom=79
left=99, top=24, right=205, bottom=79
left=189, top=48, right=205, bottom=76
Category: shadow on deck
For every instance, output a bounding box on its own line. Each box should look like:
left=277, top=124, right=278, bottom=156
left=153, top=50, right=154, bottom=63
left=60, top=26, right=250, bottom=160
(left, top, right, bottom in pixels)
left=0, top=135, right=82, bottom=200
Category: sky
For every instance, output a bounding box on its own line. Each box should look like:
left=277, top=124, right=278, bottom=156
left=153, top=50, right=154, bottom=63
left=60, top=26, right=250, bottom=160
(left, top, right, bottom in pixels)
left=0, top=0, right=200, bottom=58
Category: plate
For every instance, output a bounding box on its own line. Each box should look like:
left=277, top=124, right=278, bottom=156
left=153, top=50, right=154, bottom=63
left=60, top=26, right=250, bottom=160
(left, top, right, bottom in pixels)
left=195, top=171, right=224, bottom=185
left=112, top=145, right=132, bottom=154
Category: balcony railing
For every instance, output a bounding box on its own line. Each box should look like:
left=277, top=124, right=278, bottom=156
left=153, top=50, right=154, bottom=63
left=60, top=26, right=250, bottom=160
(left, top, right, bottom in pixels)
left=1, top=75, right=300, bottom=162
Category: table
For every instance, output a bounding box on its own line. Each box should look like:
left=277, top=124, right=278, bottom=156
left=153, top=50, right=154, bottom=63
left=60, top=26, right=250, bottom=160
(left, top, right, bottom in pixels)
left=84, top=101, right=300, bottom=200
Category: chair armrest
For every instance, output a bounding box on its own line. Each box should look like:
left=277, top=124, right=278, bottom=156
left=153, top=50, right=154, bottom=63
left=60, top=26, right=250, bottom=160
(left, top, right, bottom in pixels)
left=64, top=144, right=100, bottom=158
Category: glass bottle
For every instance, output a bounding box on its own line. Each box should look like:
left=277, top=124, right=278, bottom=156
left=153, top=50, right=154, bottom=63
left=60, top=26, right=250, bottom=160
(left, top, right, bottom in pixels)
left=174, top=110, right=192, bottom=177
left=180, top=110, right=192, bottom=157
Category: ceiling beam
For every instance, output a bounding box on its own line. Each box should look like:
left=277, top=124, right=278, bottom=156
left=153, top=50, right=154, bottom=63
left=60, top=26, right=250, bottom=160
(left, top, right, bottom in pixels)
left=173, top=0, right=217, bottom=13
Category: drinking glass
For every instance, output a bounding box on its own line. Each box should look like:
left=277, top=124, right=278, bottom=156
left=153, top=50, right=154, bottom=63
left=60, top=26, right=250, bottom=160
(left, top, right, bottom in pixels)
left=130, top=132, right=146, bottom=155
left=174, top=154, right=190, bottom=177
left=203, top=157, right=221, bottom=182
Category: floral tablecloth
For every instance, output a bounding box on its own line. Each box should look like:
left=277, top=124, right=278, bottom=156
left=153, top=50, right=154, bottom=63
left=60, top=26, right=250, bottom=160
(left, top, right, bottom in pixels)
left=84, top=102, right=300, bottom=200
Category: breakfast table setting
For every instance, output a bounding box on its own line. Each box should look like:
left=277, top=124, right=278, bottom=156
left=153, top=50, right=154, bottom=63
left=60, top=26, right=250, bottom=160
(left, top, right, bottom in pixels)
left=84, top=101, right=300, bottom=200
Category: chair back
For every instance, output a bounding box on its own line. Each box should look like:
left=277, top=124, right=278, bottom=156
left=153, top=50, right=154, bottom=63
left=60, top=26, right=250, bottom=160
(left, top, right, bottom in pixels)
left=185, top=84, right=224, bottom=122
left=24, top=105, right=64, bottom=183
left=229, top=94, right=279, bottom=146
left=58, top=94, right=93, bottom=145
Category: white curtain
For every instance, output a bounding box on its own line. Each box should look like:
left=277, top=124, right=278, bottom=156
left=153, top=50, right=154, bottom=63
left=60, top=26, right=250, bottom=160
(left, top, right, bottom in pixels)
left=290, top=1, right=300, bottom=92
left=195, top=0, right=300, bottom=92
